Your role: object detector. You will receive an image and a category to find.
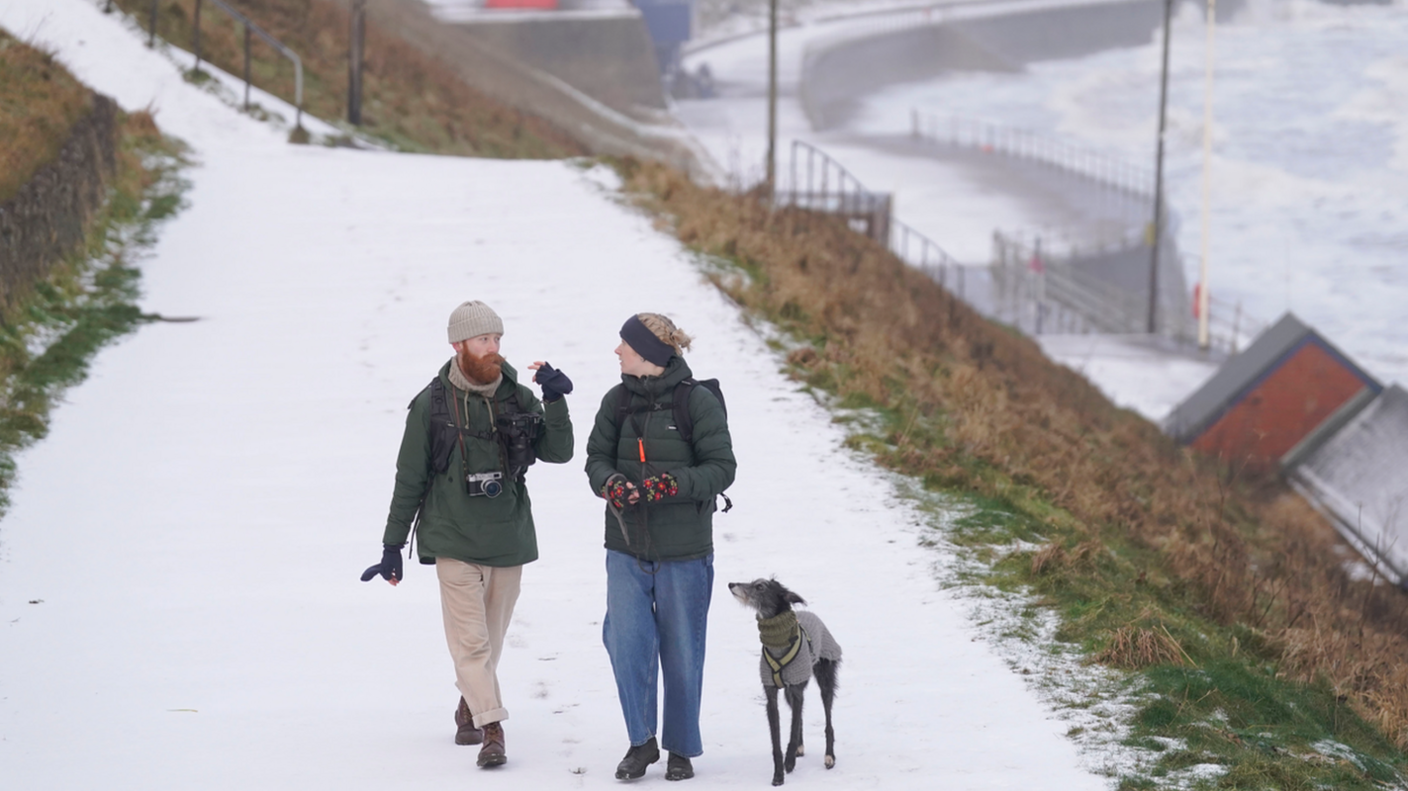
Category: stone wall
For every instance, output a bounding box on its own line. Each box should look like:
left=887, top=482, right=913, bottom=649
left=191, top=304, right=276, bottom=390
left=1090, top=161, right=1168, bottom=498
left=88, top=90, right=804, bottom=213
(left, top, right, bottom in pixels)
left=0, top=94, right=118, bottom=314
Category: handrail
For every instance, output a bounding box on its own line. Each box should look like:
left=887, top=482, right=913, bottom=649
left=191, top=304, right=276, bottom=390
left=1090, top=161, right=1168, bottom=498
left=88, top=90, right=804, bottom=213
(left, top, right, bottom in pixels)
left=782, top=141, right=967, bottom=299
left=911, top=111, right=1152, bottom=198
left=779, top=140, right=893, bottom=243
left=148, top=0, right=304, bottom=129
left=990, top=229, right=1265, bottom=353
left=782, top=140, right=878, bottom=212
left=890, top=217, right=967, bottom=300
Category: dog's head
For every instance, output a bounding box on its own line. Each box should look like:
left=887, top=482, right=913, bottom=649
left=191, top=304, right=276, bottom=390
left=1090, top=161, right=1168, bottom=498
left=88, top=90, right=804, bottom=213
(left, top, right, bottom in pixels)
left=728, top=578, right=805, bottom=620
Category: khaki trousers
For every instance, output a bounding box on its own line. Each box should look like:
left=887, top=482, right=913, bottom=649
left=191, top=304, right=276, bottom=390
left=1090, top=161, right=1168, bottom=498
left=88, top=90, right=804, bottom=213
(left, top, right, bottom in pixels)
left=436, top=558, right=522, bottom=728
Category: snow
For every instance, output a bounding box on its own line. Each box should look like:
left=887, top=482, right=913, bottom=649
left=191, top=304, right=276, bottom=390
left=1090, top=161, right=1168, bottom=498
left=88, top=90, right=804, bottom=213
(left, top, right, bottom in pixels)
left=0, top=0, right=1113, bottom=788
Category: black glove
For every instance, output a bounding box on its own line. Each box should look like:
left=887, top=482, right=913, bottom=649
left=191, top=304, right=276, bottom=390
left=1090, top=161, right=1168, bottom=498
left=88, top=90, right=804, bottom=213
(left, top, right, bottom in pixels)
left=534, top=362, right=573, bottom=403
left=360, top=544, right=404, bottom=583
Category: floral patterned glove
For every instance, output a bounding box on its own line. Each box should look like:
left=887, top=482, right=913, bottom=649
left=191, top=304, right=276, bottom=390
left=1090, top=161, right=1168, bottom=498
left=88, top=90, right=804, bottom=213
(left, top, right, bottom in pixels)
left=640, top=473, right=679, bottom=503
left=602, top=474, right=635, bottom=510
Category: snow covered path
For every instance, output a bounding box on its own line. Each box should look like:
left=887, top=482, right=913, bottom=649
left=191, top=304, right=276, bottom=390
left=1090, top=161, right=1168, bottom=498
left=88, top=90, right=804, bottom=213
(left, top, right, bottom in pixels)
left=0, top=2, right=1106, bottom=788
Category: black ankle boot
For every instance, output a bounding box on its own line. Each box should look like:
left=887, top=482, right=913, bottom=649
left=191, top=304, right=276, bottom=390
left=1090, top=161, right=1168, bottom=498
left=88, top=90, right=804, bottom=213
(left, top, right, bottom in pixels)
left=665, top=752, right=694, bottom=781
left=615, top=736, right=660, bottom=780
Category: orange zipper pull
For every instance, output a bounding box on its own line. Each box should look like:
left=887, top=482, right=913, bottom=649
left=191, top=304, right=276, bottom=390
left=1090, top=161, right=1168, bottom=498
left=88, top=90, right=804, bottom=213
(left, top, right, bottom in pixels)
left=638, top=438, right=646, bottom=463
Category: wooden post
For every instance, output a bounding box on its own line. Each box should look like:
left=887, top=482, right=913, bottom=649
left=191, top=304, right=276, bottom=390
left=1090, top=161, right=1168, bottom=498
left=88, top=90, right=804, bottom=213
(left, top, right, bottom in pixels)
left=243, top=23, right=252, bottom=110
left=193, top=0, right=203, bottom=74
left=149, top=0, right=158, bottom=47
left=348, top=0, right=366, bottom=126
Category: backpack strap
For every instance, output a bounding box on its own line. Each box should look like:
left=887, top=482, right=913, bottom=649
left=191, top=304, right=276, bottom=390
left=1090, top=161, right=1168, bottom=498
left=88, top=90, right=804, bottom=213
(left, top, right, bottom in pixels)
left=673, top=379, right=700, bottom=444
left=672, top=378, right=726, bottom=444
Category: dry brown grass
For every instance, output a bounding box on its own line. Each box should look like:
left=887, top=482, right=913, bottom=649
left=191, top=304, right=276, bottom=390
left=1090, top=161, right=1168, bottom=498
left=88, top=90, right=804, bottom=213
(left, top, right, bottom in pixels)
left=617, top=158, right=1408, bottom=748
left=1094, top=624, right=1190, bottom=669
left=0, top=31, right=94, bottom=203
left=112, top=0, right=583, bottom=157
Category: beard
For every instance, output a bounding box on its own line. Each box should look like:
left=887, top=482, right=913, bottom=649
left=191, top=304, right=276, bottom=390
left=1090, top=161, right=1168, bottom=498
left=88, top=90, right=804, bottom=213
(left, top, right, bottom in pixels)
left=457, top=348, right=505, bottom=385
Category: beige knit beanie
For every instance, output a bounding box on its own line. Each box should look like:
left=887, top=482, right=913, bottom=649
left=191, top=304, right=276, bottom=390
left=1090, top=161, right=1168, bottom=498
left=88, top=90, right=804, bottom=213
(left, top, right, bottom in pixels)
left=447, top=300, right=504, bottom=343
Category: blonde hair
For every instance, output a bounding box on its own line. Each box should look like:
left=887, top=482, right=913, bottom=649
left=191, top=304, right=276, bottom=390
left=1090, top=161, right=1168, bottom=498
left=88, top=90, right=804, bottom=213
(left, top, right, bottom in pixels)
left=637, top=312, right=692, bottom=357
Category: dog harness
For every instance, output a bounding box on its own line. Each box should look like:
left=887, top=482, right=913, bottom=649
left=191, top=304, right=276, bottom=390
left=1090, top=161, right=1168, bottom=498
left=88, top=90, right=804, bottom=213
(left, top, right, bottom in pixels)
left=757, top=611, right=810, bottom=688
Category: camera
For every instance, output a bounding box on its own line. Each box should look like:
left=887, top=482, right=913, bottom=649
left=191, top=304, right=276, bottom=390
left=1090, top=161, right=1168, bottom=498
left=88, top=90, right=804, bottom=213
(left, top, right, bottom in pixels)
left=495, top=411, right=543, bottom=478
left=465, top=471, right=503, bottom=498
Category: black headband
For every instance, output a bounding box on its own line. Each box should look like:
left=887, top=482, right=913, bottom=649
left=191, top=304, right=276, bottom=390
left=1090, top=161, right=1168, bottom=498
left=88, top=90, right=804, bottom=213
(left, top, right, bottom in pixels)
left=620, top=315, right=675, bottom=367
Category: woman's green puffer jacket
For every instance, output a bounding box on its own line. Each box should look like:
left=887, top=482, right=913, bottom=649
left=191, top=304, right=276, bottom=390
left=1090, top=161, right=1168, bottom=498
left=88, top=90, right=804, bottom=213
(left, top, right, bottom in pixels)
left=585, top=356, right=736, bottom=562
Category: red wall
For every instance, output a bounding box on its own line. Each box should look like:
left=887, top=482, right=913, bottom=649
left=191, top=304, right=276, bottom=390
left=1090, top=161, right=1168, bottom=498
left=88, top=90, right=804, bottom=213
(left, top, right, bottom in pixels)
left=1192, top=341, right=1368, bottom=466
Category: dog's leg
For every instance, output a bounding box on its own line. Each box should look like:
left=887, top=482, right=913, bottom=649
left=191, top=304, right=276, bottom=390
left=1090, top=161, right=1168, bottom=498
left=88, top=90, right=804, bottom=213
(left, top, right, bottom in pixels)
left=783, top=681, right=807, bottom=773
left=815, top=658, right=839, bottom=769
left=766, top=685, right=785, bottom=786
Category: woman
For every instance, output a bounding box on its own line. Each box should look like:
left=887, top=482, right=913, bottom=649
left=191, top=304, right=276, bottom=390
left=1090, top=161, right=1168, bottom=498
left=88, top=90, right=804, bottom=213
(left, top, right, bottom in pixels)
left=585, top=313, right=737, bottom=782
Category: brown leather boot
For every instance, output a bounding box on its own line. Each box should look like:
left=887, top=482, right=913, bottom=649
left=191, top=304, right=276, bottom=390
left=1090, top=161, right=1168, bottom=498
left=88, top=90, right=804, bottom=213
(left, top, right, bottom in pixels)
left=454, top=697, right=483, bottom=746
left=477, top=721, right=506, bottom=768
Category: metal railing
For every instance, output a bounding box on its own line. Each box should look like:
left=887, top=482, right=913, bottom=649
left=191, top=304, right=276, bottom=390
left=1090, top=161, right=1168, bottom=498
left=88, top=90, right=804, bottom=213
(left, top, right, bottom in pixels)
left=891, top=217, right=968, bottom=302
left=911, top=111, right=1153, bottom=198
left=779, top=140, right=892, bottom=243
left=992, top=231, right=1153, bottom=336
left=779, top=141, right=972, bottom=301
left=147, top=0, right=304, bottom=129
left=992, top=229, right=1262, bottom=354
left=1200, top=292, right=1266, bottom=355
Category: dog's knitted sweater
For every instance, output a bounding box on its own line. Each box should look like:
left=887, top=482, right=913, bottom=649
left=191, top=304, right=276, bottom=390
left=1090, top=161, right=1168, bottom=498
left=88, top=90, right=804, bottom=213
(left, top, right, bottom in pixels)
left=757, top=610, right=843, bottom=688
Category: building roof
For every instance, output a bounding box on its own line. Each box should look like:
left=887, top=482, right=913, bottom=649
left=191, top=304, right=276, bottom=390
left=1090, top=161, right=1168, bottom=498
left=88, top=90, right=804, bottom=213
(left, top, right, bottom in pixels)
left=1291, top=384, right=1408, bottom=585
left=1163, top=313, right=1380, bottom=444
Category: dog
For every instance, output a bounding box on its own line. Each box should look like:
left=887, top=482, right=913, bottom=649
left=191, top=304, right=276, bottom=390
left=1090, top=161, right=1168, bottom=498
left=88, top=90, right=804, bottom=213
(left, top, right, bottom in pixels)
left=728, top=578, right=842, bottom=786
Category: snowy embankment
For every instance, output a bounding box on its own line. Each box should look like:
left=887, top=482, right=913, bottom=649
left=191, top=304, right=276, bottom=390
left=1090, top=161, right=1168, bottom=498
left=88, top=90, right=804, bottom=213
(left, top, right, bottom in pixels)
left=0, top=1, right=1111, bottom=789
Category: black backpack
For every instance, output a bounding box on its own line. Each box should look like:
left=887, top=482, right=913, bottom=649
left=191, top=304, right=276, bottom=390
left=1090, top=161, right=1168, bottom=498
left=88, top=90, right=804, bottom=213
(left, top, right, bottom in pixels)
left=614, top=377, right=725, bottom=444
left=421, top=377, right=536, bottom=477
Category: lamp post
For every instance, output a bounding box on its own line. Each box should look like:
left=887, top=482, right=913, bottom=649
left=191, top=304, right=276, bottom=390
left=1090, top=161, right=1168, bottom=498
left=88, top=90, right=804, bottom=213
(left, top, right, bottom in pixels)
left=765, top=0, right=778, bottom=201
left=1197, top=0, right=1217, bottom=349
left=1148, top=0, right=1173, bottom=334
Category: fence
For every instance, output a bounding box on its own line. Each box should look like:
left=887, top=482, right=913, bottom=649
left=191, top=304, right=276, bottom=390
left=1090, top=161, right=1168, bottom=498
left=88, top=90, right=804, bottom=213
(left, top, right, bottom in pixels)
left=144, top=0, right=305, bottom=128
left=778, top=140, right=978, bottom=303
left=778, top=140, right=892, bottom=243
left=776, top=139, right=1262, bottom=355
left=992, top=229, right=1263, bottom=353
left=992, top=230, right=1152, bottom=336
left=911, top=111, right=1153, bottom=198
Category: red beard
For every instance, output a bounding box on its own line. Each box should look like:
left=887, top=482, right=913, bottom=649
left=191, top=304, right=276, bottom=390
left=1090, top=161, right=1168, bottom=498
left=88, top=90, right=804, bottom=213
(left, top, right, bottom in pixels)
left=457, top=348, right=505, bottom=385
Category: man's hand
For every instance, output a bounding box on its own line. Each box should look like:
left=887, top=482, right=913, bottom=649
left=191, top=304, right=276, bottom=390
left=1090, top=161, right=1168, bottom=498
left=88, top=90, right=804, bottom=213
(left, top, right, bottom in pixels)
left=527, top=361, right=573, bottom=403
left=360, top=544, right=404, bottom=586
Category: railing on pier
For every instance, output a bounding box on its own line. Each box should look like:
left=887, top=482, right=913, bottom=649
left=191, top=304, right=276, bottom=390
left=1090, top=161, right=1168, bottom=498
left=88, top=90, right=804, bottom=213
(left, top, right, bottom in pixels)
left=992, top=230, right=1262, bottom=353
left=911, top=111, right=1152, bottom=199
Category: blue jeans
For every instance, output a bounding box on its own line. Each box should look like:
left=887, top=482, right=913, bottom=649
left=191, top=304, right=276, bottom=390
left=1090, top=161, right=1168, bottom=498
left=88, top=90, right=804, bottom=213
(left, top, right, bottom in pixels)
left=603, top=550, right=714, bottom=757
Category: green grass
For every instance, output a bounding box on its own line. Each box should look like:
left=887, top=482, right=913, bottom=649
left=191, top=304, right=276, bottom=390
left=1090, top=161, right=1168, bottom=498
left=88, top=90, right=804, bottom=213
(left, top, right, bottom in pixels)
left=835, top=396, right=1407, bottom=789
left=0, top=113, right=189, bottom=515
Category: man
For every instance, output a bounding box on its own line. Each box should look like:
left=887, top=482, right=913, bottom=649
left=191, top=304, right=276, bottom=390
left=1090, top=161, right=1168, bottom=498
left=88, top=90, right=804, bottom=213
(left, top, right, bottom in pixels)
left=362, top=300, right=574, bottom=768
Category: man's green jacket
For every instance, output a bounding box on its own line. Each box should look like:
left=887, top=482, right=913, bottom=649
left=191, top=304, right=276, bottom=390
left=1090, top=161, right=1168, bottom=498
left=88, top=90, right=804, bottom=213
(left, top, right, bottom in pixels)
left=585, top=356, right=735, bottom=562
left=383, top=359, right=573, bottom=567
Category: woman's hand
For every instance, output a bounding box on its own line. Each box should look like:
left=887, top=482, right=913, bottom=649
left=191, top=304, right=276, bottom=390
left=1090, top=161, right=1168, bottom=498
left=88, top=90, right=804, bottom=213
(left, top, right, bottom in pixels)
left=602, top=473, right=640, bottom=509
